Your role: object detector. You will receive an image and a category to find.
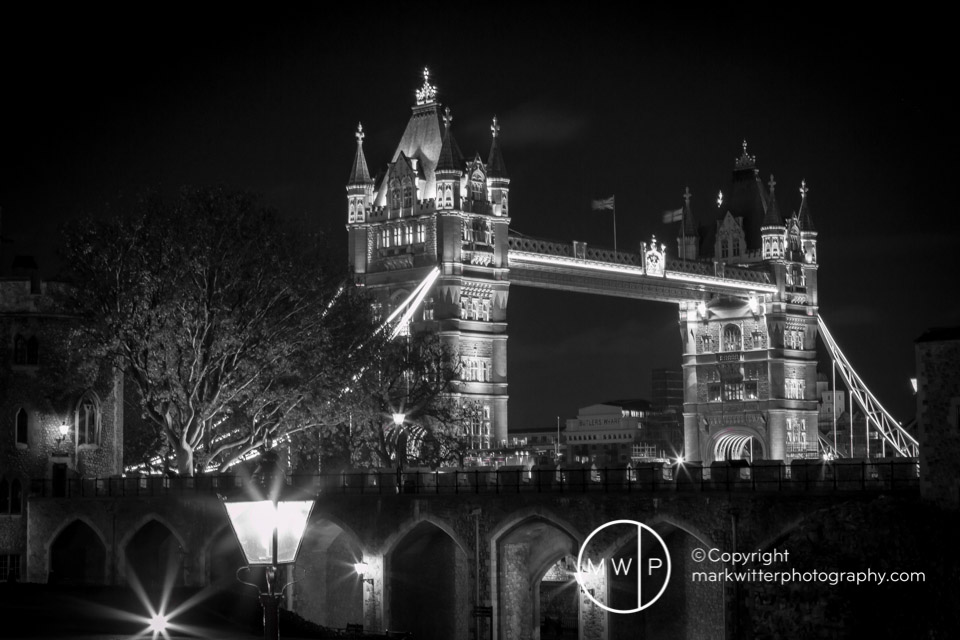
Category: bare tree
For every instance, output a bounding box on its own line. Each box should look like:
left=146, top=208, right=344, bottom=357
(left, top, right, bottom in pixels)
left=62, top=187, right=375, bottom=475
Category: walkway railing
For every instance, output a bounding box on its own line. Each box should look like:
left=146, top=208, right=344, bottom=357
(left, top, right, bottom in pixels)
left=29, top=459, right=919, bottom=499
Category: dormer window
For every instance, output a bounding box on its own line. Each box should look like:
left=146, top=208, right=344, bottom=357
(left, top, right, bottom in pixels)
left=470, top=171, right=485, bottom=201
left=402, top=180, right=413, bottom=209
left=390, top=179, right=402, bottom=212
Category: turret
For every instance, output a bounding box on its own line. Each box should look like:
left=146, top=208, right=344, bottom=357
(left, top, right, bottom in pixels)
left=435, top=107, right=464, bottom=211
left=486, top=116, right=510, bottom=217
left=761, top=174, right=785, bottom=260
left=346, top=123, right=374, bottom=224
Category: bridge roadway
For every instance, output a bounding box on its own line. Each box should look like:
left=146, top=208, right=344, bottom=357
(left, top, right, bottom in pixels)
left=506, top=235, right=776, bottom=302
left=27, top=463, right=917, bottom=640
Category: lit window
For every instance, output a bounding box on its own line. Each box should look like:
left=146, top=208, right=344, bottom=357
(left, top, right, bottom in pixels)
left=723, top=382, right=744, bottom=401
left=785, top=329, right=804, bottom=350
left=785, top=378, right=805, bottom=400
left=722, top=325, right=742, bottom=352
left=745, top=381, right=759, bottom=400
left=15, top=408, right=28, bottom=446
left=708, top=383, right=721, bottom=402
left=415, top=223, right=425, bottom=244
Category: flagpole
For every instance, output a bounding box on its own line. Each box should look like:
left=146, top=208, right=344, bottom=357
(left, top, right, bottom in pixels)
left=612, top=196, right=617, bottom=256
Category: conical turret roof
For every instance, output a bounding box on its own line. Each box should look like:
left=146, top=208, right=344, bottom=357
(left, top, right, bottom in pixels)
left=762, top=174, right=783, bottom=227
left=348, top=123, right=372, bottom=185
left=797, top=180, right=816, bottom=232
left=486, top=116, right=508, bottom=179
left=436, top=107, right=464, bottom=175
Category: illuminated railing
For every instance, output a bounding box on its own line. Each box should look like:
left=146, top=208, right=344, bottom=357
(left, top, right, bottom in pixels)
left=29, top=459, right=919, bottom=498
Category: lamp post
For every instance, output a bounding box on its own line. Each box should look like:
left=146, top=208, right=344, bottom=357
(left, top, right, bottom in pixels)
left=392, top=412, right=407, bottom=473
left=55, top=422, right=70, bottom=453
left=221, top=450, right=315, bottom=640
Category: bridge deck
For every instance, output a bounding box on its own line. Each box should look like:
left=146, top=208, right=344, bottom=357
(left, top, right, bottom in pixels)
left=506, top=235, right=775, bottom=301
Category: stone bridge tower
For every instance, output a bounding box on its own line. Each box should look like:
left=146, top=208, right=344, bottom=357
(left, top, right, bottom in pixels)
left=679, top=143, right=820, bottom=463
left=346, top=69, right=510, bottom=448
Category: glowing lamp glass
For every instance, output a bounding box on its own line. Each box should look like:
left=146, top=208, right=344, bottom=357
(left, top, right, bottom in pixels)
left=148, top=613, right=167, bottom=633
left=392, top=413, right=405, bottom=427
left=58, top=423, right=70, bottom=438
left=224, top=499, right=313, bottom=565
left=354, top=561, right=370, bottom=575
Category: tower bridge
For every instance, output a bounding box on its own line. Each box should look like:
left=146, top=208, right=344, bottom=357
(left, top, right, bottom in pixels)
left=346, top=69, right=916, bottom=465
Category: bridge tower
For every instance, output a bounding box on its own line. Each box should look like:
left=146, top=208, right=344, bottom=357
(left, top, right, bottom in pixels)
left=679, top=144, right=820, bottom=463
left=346, top=69, right=510, bottom=447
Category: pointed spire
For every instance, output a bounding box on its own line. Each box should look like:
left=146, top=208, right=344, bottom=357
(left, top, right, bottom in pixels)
left=348, top=122, right=372, bottom=185
left=486, top=115, right=509, bottom=179
left=797, top=179, right=816, bottom=231
left=415, top=66, right=437, bottom=105
left=735, top=139, right=756, bottom=170
left=762, top=174, right=783, bottom=226
left=435, top=107, right=463, bottom=175
left=681, top=186, right=697, bottom=234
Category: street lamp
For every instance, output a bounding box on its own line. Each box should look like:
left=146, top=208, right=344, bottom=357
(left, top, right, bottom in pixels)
left=354, top=561, right=374, bottom=585
left=221, top=450, right=315, bottom=640
left=55, top=422, right=70, bottom=452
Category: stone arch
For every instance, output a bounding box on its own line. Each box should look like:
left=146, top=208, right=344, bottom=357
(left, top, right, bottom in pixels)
left=383, top=517, right=471, bottom=640
left=597, top=515, right=725, bottom=639
left=47, top=517, right=109, bottom=585
left=118, top=515, right=188, bottom=589
left=293, top=511, right=368, bottom=629
left=705, top=425, right=767, bottom=464
left=489, top=508, right=583, bottom=640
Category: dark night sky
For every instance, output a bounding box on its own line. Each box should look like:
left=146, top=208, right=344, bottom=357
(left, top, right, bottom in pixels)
left=2, top=8, right=956, bottom=429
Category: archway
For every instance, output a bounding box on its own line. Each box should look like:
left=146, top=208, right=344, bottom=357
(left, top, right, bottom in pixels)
left=125, top=520, right=184, bottom=595
left=537, top=555, right=578, bottom=639
left=494, top=516, right=579, bottom=640
left=707, top=426, right=766, bottom=464
left=605, top=519, right=723, bottom=640
left=386, top=520, right=470, bottom=640
left=49, top=520, right=107, bottom=585
left=294, top=519, right=364, bottom=630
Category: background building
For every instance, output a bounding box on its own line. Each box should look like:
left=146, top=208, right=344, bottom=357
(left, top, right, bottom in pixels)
left=565, top=400, right=651, bottom=465
left=0, top=271, right=124, bottom=581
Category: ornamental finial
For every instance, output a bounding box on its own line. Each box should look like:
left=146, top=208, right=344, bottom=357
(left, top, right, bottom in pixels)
left=355, top=122, right=364, bottom=144
left=443, top=106, right=452, bottom=129
left=717, top=190, right=723, bottom=208
left=768, top=174, right=776, bottom=193
left=491, top=115, right=500, bottom=138
left=735, top=139, right=756, bottom=170
left=416, top=67, right=437, bottom=105
left=800, top=179, right=808, bottom=198
left=683, top=186, right=691, bottom=205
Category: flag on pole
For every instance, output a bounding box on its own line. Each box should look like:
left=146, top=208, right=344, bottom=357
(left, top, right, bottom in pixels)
left=662, top=208, right=683, bottom=223
left=591, top=196, right=615, bottom=211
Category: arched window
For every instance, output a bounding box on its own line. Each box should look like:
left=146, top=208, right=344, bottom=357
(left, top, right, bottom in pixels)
left=471, top=171, right=485, bottom=201
left=722, top=325, right=742, bottom=352
left=501, top=192, right=508, bottom=214
left=76, top=392, right=101, bottom=447
left=26, top=336, right=39, bottom=365
left=349, top=202, right=356, bottom=223
left=390, top=180, right=401, bottom=211
left=402, top=180, right=413, bottom=209
left=720, top=238, right=729, bottom=259
left=13, top=335, right=27, bottom=365
left=356, top=204, right=364, bottom=221
left=15, top=408, right=28, bottom=446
